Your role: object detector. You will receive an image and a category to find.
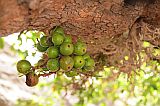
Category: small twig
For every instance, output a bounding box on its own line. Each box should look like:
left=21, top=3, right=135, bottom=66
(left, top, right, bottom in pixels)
left=38, top=72, right=56, bottom=77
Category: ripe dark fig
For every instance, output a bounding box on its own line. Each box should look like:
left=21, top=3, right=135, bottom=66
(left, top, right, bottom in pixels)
left=26, top=72, right=39, bottom=87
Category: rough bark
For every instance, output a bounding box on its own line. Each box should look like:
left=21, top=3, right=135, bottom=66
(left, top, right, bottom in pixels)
left=0, top=0, right=160, bottom=68
left=1, top=0, right=136, bottom=36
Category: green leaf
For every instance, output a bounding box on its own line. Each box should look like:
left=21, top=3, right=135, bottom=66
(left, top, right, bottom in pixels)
left=142, top=41, right=151, bottom=48
left=18, top=50, right=28, bottom=59
left=0, top=37, right=4, bottom=49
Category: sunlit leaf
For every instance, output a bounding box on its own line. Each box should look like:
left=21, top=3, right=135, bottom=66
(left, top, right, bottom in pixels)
left=142, top=41, right=151, bottom=48
left=0, top=37, right=4, bottom=49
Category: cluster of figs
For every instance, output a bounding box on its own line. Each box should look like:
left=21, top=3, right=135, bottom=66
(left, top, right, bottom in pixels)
left=16, top=26, right=95, bottom=87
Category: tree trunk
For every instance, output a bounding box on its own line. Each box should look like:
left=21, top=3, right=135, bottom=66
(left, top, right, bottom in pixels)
left=0, top=0, right=160, bottom=67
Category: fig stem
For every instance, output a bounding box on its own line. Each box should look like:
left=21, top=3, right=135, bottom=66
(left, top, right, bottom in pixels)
left=38, top=72, right=56, bottom=77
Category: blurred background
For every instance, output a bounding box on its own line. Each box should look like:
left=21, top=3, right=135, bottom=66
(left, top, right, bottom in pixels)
left=0, top=31, right=160, bottom=106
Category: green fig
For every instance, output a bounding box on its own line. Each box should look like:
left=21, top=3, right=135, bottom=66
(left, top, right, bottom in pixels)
left=65, top=68, right=78, bottom=77
left=47, top=46, right=59, bottom=58
left=64, top=35, right=72, bottom=43
left=37, top=42, right=48, bottom=52
left=74, top=41, right=87, bottom=55
left=47, top=59, right=59, bottom=72
left=73, top=56, right=85, bottom=68
left=52, top=32, right=64, bottom=45
left=40, top=36, right=49, bottom=47
left=81, top=68, right=88, bottom=73
left=83, top=53, right=90, bottom=60
left=37, top=59, right=49, bottom=71
left=37, top=59, right=46, bottom=67
left=60, top=56, right=74, bottom=71
left=52, top=26, right=65, bottom=36
left=17, top=60, right=31, bottom=74
left=60, top=43, right=74, bottom=56
left=84, top=58, right=95, bottom=70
